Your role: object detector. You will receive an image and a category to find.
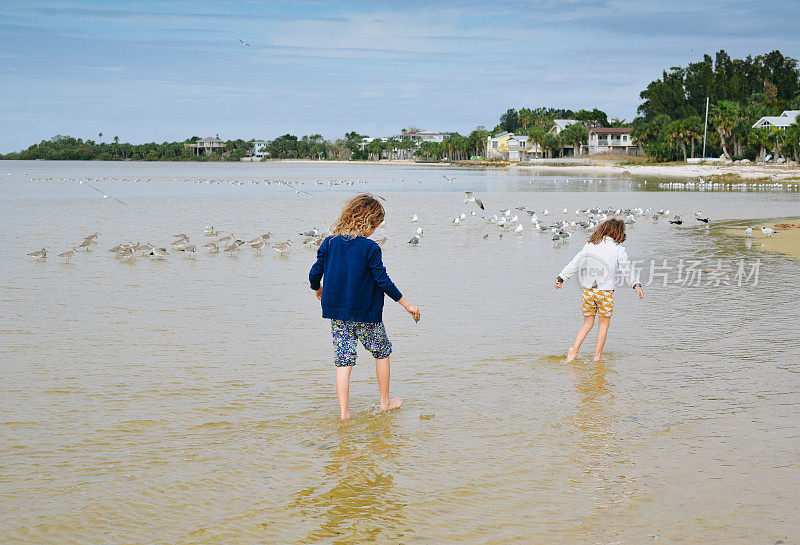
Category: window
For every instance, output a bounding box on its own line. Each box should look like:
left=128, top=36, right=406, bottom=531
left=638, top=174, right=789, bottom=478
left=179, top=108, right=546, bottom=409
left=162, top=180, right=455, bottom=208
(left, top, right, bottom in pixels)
left=492, top=141, right=498, bottom=149
left=622, top=135, right=628, bottom=142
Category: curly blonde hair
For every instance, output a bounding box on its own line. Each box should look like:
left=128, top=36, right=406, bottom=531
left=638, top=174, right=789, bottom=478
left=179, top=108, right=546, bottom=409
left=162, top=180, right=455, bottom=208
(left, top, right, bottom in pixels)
left=331, top=194, right=385, bottom=237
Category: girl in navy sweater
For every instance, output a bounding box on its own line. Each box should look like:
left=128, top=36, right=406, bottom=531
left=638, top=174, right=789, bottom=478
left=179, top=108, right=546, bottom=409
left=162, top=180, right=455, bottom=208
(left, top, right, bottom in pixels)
left=309, top=194, right=420, bottom=420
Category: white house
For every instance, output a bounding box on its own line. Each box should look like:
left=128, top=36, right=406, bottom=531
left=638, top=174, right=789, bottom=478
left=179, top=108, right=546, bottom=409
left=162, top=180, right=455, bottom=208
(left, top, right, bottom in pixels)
left=752, top=110, right=800, bottom=130
left=400, top=129, right=448, bottom=143
left=586, top=128, right=636, bottom=155
left=253, top=140, right=268, bottom=158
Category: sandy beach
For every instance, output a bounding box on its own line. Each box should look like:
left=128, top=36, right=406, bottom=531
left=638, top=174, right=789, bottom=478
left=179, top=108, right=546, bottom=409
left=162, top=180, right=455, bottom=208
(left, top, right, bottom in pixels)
left=726, top=219, right=800, bottom=260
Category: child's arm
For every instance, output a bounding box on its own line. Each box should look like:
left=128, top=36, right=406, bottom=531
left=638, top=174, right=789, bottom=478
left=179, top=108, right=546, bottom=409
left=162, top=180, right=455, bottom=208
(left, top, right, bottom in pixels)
left=309, top=239, right=326, bottom=298
left=555, top=247, right=584, bottom=288
left=618, top=246, right=644, bottom=299
left=368, top=246, right=420, bottom=320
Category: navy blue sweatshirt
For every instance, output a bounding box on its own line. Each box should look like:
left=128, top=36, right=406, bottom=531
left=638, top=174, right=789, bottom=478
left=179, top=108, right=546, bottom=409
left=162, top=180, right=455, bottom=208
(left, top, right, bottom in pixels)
left=309, top=235, right=403, bottom=323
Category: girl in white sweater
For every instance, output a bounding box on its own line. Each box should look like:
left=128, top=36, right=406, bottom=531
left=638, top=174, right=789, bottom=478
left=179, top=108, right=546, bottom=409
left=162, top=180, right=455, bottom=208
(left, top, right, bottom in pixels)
left=555, top=218, right=643, bottom=362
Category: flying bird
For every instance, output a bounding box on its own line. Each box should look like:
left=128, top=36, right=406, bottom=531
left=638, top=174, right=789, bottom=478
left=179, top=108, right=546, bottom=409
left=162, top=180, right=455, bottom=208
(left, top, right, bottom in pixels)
left=443, top=174, right=456, bottom=184
left=239, top=39, right=250, bottom=47
left=87, top=184, right=126, bottom=205
left=464, top=192, right=484, bottom=210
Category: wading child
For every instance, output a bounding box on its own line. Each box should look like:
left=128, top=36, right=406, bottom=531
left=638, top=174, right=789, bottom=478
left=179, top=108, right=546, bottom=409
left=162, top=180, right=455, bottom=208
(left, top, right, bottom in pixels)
left=555, top=218, right=643, bottom=362
left=309, top=194, right=420, bottom=421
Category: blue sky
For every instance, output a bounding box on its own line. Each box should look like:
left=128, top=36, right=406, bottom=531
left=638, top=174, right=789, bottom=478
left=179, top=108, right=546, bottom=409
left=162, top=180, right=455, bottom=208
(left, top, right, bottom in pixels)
left=2, top=0, right=799, bottom=152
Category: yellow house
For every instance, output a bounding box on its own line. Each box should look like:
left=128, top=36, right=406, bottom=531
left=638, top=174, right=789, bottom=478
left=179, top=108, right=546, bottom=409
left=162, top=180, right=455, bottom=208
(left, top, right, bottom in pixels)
left=486, top=132, right=532, bottom=161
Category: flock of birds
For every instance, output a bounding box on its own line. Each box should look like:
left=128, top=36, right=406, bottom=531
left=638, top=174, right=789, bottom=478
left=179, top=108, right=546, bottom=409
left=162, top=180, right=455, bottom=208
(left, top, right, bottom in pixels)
left=20, top=170, right=782, bottom=261
left=656, top=176, right=800, bottom=192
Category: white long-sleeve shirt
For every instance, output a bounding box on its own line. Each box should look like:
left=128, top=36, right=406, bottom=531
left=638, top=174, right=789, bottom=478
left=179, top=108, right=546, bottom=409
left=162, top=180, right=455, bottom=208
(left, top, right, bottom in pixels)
left=557, top=236, right=640, bottom=290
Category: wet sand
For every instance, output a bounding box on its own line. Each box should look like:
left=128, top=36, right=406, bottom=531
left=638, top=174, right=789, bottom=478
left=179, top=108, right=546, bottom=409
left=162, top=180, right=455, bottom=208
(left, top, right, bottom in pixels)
left=726, top=219, right=800, bottom=260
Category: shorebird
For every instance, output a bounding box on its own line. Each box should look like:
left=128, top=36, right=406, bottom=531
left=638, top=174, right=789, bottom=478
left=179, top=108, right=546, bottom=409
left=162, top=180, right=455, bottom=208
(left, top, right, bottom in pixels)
left=299, top=228, right=320, bottom=237
left=273, top=241, right=292, bottom=255
left=117, top=247, right=134, bottom=261
left=78, top=238, right=93, bottom=250
left=223, top=240, right=245, bottom=253
left=57, top=249, right=74, bottom=262
left=251, top=240, right=265, bottom=254
left=513, top=224, right=523, bottom=233
left=203, top=242, right=219, bottom=253
left=411, top=214, right=419, bottom=223
left=152, top=247, right=168, bottom=259
left=669, top=214, right=683, bottom=225
left=408, top=235, right=420, bottom=245
left=761, top=227, right=775, bottom=237
left=416, top=227, right=423, bottom=235
left=203, top=225, right=215, bottom=236
left=745, top=227, right=753, bottom=237
left=464, top=192, right=485, bottom=210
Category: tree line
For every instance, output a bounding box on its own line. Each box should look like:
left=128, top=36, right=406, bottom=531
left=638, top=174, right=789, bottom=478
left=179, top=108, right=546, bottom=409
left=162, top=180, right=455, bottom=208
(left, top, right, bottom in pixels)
left=3, top=49, right=799, bottom=163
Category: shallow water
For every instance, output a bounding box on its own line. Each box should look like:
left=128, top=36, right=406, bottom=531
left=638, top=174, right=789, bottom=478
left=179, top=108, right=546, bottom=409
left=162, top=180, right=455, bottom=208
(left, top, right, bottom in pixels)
left=1, top=160, right=799, bottom=543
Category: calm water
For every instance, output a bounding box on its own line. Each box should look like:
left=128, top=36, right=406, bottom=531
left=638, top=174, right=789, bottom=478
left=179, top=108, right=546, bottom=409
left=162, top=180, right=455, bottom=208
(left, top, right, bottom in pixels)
left=1, top=161, right=799, bottom=544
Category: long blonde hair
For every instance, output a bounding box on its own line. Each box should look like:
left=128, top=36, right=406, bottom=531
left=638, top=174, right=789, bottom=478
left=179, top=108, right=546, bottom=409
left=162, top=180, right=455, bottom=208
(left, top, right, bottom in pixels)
left=330, top=194, right=385, bottom=237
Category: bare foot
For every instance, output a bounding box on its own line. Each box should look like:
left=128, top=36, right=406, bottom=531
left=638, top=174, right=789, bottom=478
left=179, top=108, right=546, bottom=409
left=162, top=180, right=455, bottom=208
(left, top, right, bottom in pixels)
left=340, top=411, right=351, bottom=421
left=593, top=354, right=602, bottom=362
left=380, top=397, right=403, bottom=411
left=566, top=346, right=577, bottom=363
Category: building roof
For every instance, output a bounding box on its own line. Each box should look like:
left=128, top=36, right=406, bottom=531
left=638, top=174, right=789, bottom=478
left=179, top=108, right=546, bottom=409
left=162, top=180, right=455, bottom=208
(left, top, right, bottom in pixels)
left=553, top=119, right=580, bottom=131
left=491, top=131, right=510, bottom=138
left=590, top=127, right=632, bottom=134
left=752, top=116, right=795, bottom=129
left=509, top=135, right=529, bottom=142
left=780, top=110, right=800, bottom=118
left=197, top=137, right=224, bottom=143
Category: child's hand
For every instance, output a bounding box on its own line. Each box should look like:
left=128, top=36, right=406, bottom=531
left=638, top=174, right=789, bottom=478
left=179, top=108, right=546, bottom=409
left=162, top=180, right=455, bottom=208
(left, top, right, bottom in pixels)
left=315, top=286, right=322, bottom=300
left=635, top=286, right=644, bottom=300
left=555, top=279, right=563, bottom=289
left=406, top=305, right=420, bottom=322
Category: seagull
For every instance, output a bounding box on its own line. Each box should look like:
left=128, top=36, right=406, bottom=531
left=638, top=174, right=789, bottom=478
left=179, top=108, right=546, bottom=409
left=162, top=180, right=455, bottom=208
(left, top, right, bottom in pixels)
left=408, top=236, right=420, bottom=245
left=543, top=209, right=549, bottom=216
left=696, top=217, right=710, bottom=224
left=411, top=214, right=419, bottom=223
left=239, top=39, right=250, bottom=47
left=299, top=228, right=320, bottom=237
left=745, top=227, right=753, bottom=237
left=513, top=224, right=523, bottom=233
left=669, top=214, right=683, bottom=225
left=453, top=217, right=461, bottom=225
left=761, top=227, right=775, bottom=237
left=416, top=227, right=423, bottom=235
left=464, top=192, right=485, bottom=210
left=87, top=184, right=126, bottom=205
left=443, top=174, right=456, bottom=183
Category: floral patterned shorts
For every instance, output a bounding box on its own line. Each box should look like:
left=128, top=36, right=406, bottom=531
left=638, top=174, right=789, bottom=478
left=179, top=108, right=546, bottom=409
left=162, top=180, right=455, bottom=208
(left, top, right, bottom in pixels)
left=581, top=288, right=614, bottom=318
left=331, top=320, right=392, bottom=367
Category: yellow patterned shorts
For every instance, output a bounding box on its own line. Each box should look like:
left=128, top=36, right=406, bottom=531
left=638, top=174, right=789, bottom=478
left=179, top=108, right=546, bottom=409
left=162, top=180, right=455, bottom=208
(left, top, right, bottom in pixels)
left=581, top=288, right=614, bottom=318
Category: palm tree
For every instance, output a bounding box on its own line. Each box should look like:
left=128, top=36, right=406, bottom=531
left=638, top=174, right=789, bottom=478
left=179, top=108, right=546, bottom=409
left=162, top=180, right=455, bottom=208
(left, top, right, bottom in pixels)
left=113, top=136, right=119, bottom=144
left=710, top=101, right=739, bottom=160
left=666, top=120, right=688, bottom=161
left=98, top=132, right=103, bottom=142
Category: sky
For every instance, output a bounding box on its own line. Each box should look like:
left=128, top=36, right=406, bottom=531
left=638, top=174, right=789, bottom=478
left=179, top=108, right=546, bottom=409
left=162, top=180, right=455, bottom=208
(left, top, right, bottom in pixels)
left=2, top=0, right=800, bottom=153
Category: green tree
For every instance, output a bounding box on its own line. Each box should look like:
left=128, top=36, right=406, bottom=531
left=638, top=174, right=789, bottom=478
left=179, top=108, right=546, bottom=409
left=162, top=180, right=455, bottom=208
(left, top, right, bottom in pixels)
left=710, top=100, right=740, bottom=159
left=499, top=109, right=519, bottom=133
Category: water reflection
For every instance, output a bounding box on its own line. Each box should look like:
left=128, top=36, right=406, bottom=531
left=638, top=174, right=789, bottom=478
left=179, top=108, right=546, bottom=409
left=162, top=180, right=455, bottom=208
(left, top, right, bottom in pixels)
left=567, top=360, right=634, bottom=511
left=288, top=415, right=409, bottom=543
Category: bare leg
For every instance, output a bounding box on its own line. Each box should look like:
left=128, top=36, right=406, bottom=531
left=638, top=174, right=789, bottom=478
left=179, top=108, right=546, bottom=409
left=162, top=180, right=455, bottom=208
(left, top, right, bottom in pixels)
left=594, top=316, right=611, bottom=361
left=375, top=356, right=403, bottom=411
left=336, top=366, right=353, bottom=420
left=568, top=315, right=595, bottom=362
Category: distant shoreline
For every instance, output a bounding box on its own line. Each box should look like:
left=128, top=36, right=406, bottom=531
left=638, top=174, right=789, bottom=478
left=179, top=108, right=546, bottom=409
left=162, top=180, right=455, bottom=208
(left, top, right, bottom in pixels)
left=3, top=158, right=800, bottom=183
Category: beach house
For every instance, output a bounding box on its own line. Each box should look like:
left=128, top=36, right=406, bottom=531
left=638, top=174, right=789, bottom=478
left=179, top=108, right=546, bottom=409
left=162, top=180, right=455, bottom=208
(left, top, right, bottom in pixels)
left=548, top=119, right=581, bottom=137
left=400, top=129, right=448, bottom=143
left=187, top=137, right=226, bottom=155
left=253, top=140, right=268, bottom=158
left=751, top=110, right=800, bottom=130
left=486, top=132, right=535, bottom=161
left=585, top=128, right=636, bottom=155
